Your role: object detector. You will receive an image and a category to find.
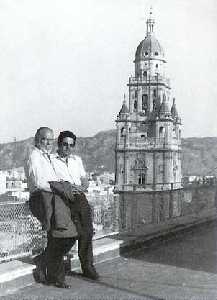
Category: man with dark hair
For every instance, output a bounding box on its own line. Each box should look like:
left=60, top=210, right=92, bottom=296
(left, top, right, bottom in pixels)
left=57, top=130, right=76, bottom=147
left=25, top=127, right=78, bottom=288
left=51, top=130, right=99, bottom=280
left=25, top=128, right=98, bottom=289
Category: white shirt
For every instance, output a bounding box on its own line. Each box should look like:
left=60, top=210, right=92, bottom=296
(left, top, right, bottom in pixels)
left=24, top=147, right=58, bottom=193
left=51, top=154, right=86, bottom=186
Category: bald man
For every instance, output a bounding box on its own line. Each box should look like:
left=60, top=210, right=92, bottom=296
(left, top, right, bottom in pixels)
left=25, top=127, right=77, bottom=288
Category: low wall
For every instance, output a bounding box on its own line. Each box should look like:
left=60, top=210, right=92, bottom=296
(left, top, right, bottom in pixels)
left=0, top=195, right=119, bottom=263
left=118, top=184, right=217, bottom=234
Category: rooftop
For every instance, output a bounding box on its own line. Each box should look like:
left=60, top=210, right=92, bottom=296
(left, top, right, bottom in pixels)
left=1, top=219, right=217, bottom=300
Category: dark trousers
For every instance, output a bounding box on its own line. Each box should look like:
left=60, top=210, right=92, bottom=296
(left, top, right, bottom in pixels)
left=40, top=233, right=94, bottom=283
left=31, top=190, right=95, bottom=283
left=73, top=193, right=95, bottom=272
left=71, top=193, right=94, bottom=237
left=78, top=234, right=94, bottom=272
left=45, top=235, right=76, bottom=284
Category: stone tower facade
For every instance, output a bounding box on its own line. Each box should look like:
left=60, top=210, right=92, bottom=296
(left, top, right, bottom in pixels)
left=115, top=12, right=182, bottom=193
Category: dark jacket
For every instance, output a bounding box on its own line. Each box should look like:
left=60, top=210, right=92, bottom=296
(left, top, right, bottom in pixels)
left=29, top=181, right=93, bottom=237
left=29, top=189, right=77, bottom=237
left=49, top=181, right=93, bottom=237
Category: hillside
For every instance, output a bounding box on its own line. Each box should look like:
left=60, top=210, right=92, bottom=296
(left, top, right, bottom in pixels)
left=181, top=137, right=217, bottom=175
left=0, top=130, right=217, bottom=176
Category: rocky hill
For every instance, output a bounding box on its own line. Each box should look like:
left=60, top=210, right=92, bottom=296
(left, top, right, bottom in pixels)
left=0, top=130, right=217, bottom=176
left=181, top=137, right=217, bottom=176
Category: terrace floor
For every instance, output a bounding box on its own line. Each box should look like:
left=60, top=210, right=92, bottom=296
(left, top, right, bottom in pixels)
left=2, top=220, right=217, bottom=300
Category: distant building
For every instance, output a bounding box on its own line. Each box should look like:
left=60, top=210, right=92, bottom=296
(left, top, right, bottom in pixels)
left=86, top=176, right=118, bottom=234
left=0, top=172, right=6, bottom=194
left=114, top=11, right=186, bottom=233
left=115, top=10, right=182, bottom=193
left=93, top=204, right=102, bottom=224
left=0, top=167, right=29, bottom=201
left=6, top=177, right=23, bottom=191
left=98, top=172, right=115, bottom=185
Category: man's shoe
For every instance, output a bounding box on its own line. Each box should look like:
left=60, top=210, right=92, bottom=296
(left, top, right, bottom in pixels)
left=46, top=278, right=71, bottom=289
left=33, top=269, right=46, bottom=284
left=54, top=281, right=71, bottom=289
left=82, top=268, right=99, bottom=280
left=33, top=254, right=46, bottom=283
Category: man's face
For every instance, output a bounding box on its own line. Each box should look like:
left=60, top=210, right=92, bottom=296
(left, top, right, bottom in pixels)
left=59, top=137, right=75, bottom=158
left=38, top=129, right=54, bottom=154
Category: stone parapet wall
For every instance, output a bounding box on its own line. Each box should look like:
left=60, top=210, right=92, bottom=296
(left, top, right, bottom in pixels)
left=118, top=185, right=217, bottom=234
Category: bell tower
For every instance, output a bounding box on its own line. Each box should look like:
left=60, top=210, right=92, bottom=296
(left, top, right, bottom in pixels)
left=115, top=11, right=182, bottom=193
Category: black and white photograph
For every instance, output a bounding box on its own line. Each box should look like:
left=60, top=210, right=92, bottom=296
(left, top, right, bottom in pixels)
left=0, top=0, right=216, bottom=299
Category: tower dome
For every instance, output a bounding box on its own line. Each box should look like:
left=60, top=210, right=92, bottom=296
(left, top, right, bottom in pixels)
left=135, top=35, right=165, bottom=62
left=134, top=9, right=165, bottom=63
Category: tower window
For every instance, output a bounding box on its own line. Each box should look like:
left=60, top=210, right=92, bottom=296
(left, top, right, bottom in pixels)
left=145, top=52, right=148, bottom=56
left=155, top=52, right=158, bottom=56
left=153, top=99, right=156, bottom=110
left=153, top=89, right=156, bottom=97
left=156, top=64, right=158, bottom=68
left=143, top=71, right=147, bottom=77
left=121, top=127, right=126, bottom=137
left=159, top=165, right=164, bottom=173
left=159, top=126, right=165, bottom=138
left=138, top=173, right=146, bottom=185
left=134, top=100, right=137, bottom=110
left=142, top=94, right=148, bottom=114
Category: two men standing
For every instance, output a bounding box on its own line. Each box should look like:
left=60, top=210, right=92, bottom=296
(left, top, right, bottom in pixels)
left=25, top=127, right=99, bottom=288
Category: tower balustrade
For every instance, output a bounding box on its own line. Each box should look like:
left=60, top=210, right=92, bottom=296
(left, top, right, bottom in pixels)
left=129, top=75, right=170, bottom=87
left=118, top=136, right=181, bottom=150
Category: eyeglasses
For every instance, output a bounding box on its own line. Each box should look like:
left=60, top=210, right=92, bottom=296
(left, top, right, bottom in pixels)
left=62, top=142, right=75, bottom=148
left=40, top=138, right=54, bottom=143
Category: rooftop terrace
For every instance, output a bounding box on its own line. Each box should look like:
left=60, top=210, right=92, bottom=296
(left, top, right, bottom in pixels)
left=1, top=220, right=217, bottom=300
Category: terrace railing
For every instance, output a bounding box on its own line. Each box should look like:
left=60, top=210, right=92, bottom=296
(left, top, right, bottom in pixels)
left=0, top=200, right=45, bottom=262
left=0, top=192, right=119, bottom=262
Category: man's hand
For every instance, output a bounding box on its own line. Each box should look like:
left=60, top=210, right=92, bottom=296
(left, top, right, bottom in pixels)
left=70, top=184, right=85, bottom=194
left=80, top=176, right=89, bottom=192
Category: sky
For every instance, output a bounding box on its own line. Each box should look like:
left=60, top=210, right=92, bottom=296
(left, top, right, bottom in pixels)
left=0, top=0, right=217, bottom=142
